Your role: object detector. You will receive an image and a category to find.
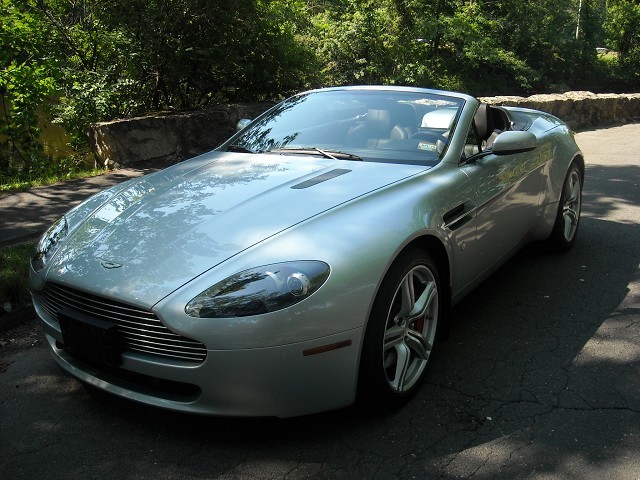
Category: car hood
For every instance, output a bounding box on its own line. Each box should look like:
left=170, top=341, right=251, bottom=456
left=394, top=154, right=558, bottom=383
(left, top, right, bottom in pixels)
left=44, top=151, right=427, bottom=308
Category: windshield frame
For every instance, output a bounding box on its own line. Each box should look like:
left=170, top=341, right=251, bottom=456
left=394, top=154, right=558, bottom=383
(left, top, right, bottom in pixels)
left=219, top=87, right=469, bottom=166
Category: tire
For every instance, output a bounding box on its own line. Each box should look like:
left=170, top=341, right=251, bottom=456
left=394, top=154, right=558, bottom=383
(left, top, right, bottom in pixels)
left=549, top=161, right=583, bottom=252
left=358, top=248, right=442, bottom=408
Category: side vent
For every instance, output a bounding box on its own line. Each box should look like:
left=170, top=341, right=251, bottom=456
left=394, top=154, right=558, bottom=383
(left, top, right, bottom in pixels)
left=443, top=201, right=477, bottom=230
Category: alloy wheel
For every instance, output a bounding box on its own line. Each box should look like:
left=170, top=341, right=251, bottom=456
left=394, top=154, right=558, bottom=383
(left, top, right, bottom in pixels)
left=382, top=265, right=439, bottom=392
left=562, top=168, right=582, bottom=242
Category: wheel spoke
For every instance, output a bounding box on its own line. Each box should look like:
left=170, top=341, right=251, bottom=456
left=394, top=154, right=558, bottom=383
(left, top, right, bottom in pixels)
left=397, top=275, right=415, bottom=320
left=389, top=342, right=411, bottom=391
left=564, top=206, right=578, bottom=225
left=405, top=329, right=432, bottom=360
left=568, top=180, right=580, bottom=203
left=409, top=281, right=436, bottom=321
left=563, top=211, right=575, bottom=239
left=384, top=324, right=405, bottom=349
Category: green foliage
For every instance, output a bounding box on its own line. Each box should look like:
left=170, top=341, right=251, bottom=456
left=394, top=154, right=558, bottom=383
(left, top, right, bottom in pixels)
left=1, top=0, right=315, bottom=183
left=309, top=0, right=540, bottom=94
left=0, top=0, right=58, bottom=174
left=437, top=3, right=538, bottom=95
left=604, top=0, right=640, bottom=55
left=47, top=0, right=314, bottom=143
left=602, top=0, right=640, bottom=90
left=483, top=0, right=583, bottom=91
left=311, top=0, right=404, bottom=85
left=0, top=243, right=33, bottom=308
left=1, top=0, right=640, bottom=188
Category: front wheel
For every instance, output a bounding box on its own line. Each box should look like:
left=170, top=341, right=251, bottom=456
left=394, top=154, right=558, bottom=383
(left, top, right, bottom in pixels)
left=358, top=249, right=442, bottom=407
left=549, top=162, right=583, bottom=252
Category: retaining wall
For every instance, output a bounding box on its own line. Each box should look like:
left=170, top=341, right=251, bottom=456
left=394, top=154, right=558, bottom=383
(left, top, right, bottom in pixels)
left=89, top=103, right=272, bottom=168
left=481, top=91, right=640, bottom=131
left=89, top=92, right=640, bottom=168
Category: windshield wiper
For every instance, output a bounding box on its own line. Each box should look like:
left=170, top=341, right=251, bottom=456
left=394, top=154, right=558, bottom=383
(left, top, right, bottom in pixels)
left=225, top=144, right=255, bottom=154
left=269, top=147, right=362, bottom=161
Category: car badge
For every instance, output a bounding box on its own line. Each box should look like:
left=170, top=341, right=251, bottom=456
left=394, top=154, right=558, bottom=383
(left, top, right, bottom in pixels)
left=101, top=260, right=123, bottom=269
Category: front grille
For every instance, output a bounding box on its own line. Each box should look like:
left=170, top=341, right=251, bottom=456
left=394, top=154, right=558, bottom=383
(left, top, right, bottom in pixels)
left=35, top=283, right=207, bottom=363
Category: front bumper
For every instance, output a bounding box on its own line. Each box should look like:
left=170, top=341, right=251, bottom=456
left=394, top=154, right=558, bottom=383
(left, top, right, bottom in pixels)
left=35, top=299, right=363, bottom=418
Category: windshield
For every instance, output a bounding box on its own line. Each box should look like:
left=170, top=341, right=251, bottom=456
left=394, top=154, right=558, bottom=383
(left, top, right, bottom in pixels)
left=223, top=90, right=464, bottom=165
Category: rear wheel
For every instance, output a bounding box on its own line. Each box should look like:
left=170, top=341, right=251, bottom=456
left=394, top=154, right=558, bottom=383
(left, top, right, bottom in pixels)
left=549, top=162, right=583, bottom=252
left=358, top=249, right=441, bottom=407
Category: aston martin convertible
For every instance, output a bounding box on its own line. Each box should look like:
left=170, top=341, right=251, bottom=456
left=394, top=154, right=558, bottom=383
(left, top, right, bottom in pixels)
left=30, top=86, right=583, bottom=417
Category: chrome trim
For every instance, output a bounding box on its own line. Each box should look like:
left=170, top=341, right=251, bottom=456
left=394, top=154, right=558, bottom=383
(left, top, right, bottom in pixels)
left=35, top=283, right=207, bottom=363
left=443, top=205, right=478, bottom=230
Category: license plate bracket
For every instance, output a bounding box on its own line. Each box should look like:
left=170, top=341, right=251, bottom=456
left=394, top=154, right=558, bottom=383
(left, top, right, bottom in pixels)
left=59, top=307, right=124, bottom=367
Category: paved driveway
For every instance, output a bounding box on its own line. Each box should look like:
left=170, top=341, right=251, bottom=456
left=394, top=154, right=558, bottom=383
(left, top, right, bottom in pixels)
left=1, top=125, right=639, bottom=479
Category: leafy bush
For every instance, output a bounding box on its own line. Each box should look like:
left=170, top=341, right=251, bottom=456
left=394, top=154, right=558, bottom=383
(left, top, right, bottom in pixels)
left=2, top=0, right=640, bottom=187
left=0, top=0, right=58, bottom=175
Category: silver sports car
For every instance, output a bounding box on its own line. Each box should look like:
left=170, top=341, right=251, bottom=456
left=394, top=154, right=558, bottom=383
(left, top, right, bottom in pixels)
left=30, top=86, right=583, bottom=417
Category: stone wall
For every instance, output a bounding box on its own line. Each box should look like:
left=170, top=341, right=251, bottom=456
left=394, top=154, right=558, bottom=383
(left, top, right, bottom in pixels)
left=89, top=92, right=640, bottom=168
left=89, top=103, right=272, bottom=168
left=481, top=91, right=640, bottom=131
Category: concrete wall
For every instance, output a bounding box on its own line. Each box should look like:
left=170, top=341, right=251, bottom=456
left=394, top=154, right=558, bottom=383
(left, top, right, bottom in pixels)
left=89, top=92, right=640, bottom=168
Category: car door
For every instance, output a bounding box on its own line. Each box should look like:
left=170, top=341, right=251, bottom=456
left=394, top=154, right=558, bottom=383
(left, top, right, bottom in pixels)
left=460, top=126, right=548, bottom=279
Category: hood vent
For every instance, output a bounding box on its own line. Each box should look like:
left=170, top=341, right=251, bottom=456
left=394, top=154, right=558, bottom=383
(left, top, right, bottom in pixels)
left=291, top=168, right=351, bottom=189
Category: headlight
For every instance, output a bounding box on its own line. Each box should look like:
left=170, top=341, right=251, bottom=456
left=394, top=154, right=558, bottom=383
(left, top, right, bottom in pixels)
left=185, top=261, right=331, bottom=318
left=31, top=216, right=68, bottom=272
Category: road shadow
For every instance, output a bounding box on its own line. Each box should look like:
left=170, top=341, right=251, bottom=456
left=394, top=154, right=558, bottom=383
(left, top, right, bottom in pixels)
left=582, top=163, right=640, bottom=221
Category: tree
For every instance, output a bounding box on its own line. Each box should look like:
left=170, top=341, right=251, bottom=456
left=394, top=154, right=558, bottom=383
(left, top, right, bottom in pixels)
left=0, top=0, right=58, bottom=174
left=14, top=0, right=314, bottom=148
left=604, top=0, right=640, bottom=55
left=1, top=0, right=637, bottom=183
left=310, top=0, right=404, bottom=85
left=436, top=2, right=536, bottom=95
left=602, top=0, right=640, bottom=89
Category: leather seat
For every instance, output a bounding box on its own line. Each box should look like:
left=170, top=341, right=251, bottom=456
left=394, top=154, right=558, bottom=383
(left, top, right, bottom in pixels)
left=348, top=105, right=418, bottom=147
left=474, top=103, right=499, bottom=150
left=347, top=109, right=393, bottom=148
left=390, top=104, right=418, bottom=140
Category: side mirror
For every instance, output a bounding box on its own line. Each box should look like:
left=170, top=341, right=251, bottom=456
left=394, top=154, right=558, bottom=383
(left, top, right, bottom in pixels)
left=236, top=118, right=252, bottom=132
left=491, top=131, right=537, bottom=155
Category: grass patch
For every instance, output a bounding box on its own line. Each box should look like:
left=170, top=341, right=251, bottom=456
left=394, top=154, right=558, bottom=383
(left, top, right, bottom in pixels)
left=0, top=167, right=106, bottom=194
left=0, top=243, right=34, bottom=310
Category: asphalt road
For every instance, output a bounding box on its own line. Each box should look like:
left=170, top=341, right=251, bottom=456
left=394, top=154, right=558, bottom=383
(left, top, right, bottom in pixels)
left=1, top=125, right=639, bottom=479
